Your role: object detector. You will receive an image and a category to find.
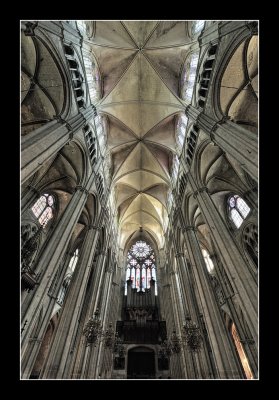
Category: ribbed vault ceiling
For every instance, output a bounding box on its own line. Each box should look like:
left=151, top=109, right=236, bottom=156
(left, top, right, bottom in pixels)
left=89, top=21, right=194, bottom=248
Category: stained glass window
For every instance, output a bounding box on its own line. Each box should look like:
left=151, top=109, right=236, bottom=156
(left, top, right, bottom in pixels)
left=176, top=114, right=188, bottom=149
left=193, top=20, right=205, bottom=34
left=173, top=154, right=179, bottom=181
left=231, top=323, right=253, bottom=379
left=125, top=241, right=157, bottom=295
left=181, top=53, right=199, bottom=101
left=202, top=248, right=214, bottom=274
left=168, top=190, right=174, bottom=211
left=31, top=194, right=54, bottom=228
left=94, top=114, right=107, bottom=155
left=57, top=249, right=79, bottom=306
left=83, top=53, right=101, bottom=103
left=68, top=249, right=79, bottom=274
left=77, top=20, right=87, bottom=35
left=228, top=194, right=251, bottom=229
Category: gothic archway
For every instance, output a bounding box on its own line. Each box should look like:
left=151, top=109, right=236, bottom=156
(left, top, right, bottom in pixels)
left=127, top=346, right=155, bottom=379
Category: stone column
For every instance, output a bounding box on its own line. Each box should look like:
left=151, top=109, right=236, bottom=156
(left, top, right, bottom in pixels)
left=210, top=253, right=258, bottom=377
left=94, top=265, right=114, bottom=378
left=187, top=173, right=258, bottom=345
left=21, top=106, right=94, bottom=184
left=182, top=225, right=242, bottom=378
left=175, top=251, right=215, bottom=379
left=21, top=183, right=91, bottom=378
left=186, top=106, right=258, bottom=182
left=75, top=249, right=108, bottom=379
left=41, top=225, right=101, bottom=379
left=168, top=270, right=185, bottom=379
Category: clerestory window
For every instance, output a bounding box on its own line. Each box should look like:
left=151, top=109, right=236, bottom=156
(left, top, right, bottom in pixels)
left=228, top=194, right=251, bottom=229
left=31, top=194, right=54, bottom=228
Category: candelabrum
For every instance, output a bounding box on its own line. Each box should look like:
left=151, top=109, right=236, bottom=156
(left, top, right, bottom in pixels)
left=159, top=329, right=182, bottom=358
left=159, top=318, right=203, bottom=358
left=182, top=317, right=203, bottom=353
left=83, top=311, right=125, bottom=356
left=83, top=309, right=103, bottom=346
left=102, top=322, right=125, bottom=357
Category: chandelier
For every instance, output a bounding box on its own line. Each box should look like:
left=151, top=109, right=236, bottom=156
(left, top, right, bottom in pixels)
left=159, top=318, right=203, bottom=357
left=83, top=311, right=125, bottom=356
left=103, top=323, right=125, bottom=356
left=159, top=329, right=182, bottom=358
left=82, top=309, right=103, bottom=346
left=182, top=317, right=203, bottom=352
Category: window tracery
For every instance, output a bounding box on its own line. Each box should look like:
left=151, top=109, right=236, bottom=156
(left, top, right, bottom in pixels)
left=125, top=241, right=157, bottom=295
left=181, top=53, right=199, bottom=101
left=228, top=195, right=250, bottom=228
left=31, top=194, right=55, bottom=228
left=57, top=249, right=79, bottom=306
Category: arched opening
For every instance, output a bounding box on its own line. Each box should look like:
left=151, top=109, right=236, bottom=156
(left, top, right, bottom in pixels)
left=21, top=32, right=66, bottom=136
left=127, top=346, right=155, bottom=379
left=219, top=35, right=258, bottom=133
left=228, top=194, right=251, bottom=229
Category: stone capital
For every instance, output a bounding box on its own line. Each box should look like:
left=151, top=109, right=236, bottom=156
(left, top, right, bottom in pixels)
left=89, top=225, right=101, bottom=231
left=75, top=185, right=89, bottom=195
left=53, top=115, right=73, bottom=132
left=198, top=186, right=208, bottom=194
left=209, top=253, right=217, bottom=260
left=175, top=252, right=184, bottom=258
left=182, top=225, right=196, bottom=232
left=27, top=184, right=40, bottom=196
left=24, top=21, right=38, bottom=36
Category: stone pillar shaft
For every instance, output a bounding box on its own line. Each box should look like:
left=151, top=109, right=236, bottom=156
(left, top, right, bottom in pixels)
left=76, top=249, right=108, bottom=379
left=41, top=226, right=101, bottom=378
left=187, top=174, right=258, bottom=345
left=21, top=184, right=91, bottom=378
left=182, top=226, right=242, bottom=378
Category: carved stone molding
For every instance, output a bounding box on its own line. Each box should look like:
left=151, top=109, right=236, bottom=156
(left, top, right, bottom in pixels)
left=53, top=115, right=73, bottom=132
left=89, top=225, right=101, bottom=231
left=75, top=185, right=89, bottom=195
left=182, top=226, right=196, bottom=232
left=175, top=253, right=184, bottom=258
left=27, top=184, right=40, bottom=196
left=193, top=186, right=208, bottom=198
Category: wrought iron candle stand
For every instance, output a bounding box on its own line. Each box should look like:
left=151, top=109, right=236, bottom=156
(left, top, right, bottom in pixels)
left=182, top=317, right=203, bottom=353
left=83, top=311, right=125, bottom=357
left=83, top=309, right=103, bottom=347
left=158, top=317, right=203, bottom=359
